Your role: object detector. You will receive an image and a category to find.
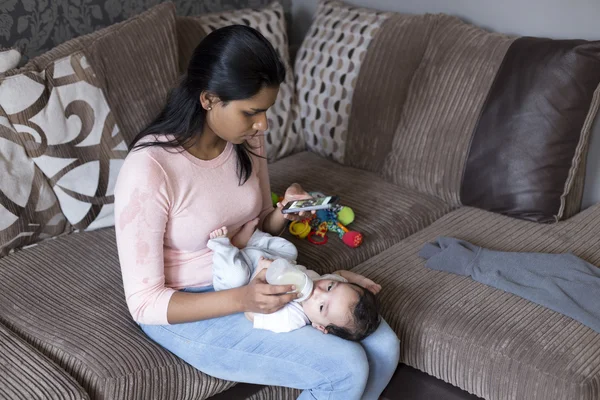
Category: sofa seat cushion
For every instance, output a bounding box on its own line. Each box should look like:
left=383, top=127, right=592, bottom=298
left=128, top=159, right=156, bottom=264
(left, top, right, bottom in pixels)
left=351, top=206, right=600, bottom=400
left=268, top=151, right=453, bottom=273
left=0, top=228, right=236, bottom=400
left=0, top=323, right=89, bottom=400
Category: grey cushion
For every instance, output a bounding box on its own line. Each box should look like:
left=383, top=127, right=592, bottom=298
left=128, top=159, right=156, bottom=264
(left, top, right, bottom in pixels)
left=0, top=229, right=236, bottom=400
left=351, top=206, right=600, bottom=400
left=269, top=151, right=452, bottom=273
left=0, top=322, right=89, bottom=400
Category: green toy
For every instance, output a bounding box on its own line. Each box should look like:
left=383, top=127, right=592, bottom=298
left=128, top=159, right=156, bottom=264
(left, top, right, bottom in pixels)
left=271, top=192, right=280, bottom=207
left=337, top=206, right=355, bottom=226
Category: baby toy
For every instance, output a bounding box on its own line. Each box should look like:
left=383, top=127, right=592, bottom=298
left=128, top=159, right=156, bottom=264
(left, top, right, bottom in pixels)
left=280, top=191, right=363, bottom=248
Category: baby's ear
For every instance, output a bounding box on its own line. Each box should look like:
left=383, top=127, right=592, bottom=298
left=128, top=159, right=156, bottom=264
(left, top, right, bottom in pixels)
left=312, top=323, right=328, bottom=334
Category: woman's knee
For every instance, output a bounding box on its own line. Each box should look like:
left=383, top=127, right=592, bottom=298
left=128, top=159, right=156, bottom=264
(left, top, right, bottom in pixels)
left=325, top=341, right=370, bottom=393
left=365, top=320, right=401, bottom=367
left=386, top=334, right=401, bottom=368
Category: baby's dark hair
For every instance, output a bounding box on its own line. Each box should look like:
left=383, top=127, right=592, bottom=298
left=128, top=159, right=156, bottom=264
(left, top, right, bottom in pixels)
left=326, top=283, right=381, bottom=341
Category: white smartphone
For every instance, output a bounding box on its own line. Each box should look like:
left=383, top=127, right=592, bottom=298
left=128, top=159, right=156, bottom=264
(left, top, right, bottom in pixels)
left=281, top=196, right=339, bottom=214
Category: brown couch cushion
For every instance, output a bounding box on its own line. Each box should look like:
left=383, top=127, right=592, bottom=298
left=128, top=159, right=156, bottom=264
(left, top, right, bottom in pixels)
left=461, top=38, right=600, bottom=222
left=176, top=2, right=303, bottom=162
left=19, top=4, right=178, bottom=148
left=82, top=3, right=179, bottom=146
left=381, top=15, right=516, bottom=207
left=176, top=16, right=208, bottom=74
left=0, top=323, right=89, bottom=399
left=0, top=228, right=236, bottom=400
left=0, top=4, right=178, bottom=254
left=268, top=151, right=453, bottom=273
left=351, top=206, right=600, bottom=399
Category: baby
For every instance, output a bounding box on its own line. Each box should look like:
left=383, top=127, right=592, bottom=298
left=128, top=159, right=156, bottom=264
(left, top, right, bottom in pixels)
left=207, top=220, right=381, bottom=341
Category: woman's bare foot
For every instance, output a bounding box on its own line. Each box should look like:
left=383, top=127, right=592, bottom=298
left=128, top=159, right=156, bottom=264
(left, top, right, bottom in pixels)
left=209, top=226, right=228, bottom=240
left=231, top=218, right=259, bottom=249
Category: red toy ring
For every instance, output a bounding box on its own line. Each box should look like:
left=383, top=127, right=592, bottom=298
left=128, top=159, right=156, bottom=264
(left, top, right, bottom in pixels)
left=307, top=231, right=328, bottom=245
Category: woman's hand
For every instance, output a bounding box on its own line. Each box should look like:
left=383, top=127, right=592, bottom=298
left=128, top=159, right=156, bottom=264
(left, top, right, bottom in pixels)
left=276, top=183, right=315, bottom=222
left=240, top=269, right=298, bottom=314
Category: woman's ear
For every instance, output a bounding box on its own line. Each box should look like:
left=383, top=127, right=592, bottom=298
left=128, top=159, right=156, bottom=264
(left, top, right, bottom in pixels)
left=312, top=323, right=328, bottom=334
left=200, top=91, right=220, bottom=110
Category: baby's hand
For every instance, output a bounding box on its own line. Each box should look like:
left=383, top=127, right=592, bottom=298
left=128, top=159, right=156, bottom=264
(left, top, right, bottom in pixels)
left=362, top=279, right=382, bottom=295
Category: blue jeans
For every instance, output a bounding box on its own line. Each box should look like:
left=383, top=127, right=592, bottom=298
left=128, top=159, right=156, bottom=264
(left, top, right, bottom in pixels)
left=140, top=286, right=400, bottom=400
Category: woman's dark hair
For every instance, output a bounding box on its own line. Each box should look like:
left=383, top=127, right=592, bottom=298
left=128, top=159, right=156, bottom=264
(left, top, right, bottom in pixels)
left=326, top=283, right=381, bottom=342
left=129, top=25, right=286, bottom=185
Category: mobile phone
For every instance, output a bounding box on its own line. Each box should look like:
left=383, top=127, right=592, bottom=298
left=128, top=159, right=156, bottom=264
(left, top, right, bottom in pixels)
left=281, top=196, right=339, bottom=214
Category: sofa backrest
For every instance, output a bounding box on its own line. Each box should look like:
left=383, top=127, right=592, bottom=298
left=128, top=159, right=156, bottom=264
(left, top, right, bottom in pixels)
left=295, top=0, right=600, bottom=222
left=0, top=1, right=302, bottom=257
left=0, top=0, right=289, bottom=64
left=0, top=3, right=180, bottom=256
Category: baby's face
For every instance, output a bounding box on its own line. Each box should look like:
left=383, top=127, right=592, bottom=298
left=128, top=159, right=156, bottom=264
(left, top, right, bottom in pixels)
left=302, top=279, right=361, bottom=333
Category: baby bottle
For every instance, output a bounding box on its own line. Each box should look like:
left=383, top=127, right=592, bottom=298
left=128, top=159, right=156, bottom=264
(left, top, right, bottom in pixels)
left=266, top=259, right=313, bottom=302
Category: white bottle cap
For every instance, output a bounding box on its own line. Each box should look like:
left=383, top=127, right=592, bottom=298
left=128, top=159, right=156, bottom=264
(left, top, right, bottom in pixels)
left=295, top=275, right=313, bottom=303
left=266, top=259, right=313, bottom=302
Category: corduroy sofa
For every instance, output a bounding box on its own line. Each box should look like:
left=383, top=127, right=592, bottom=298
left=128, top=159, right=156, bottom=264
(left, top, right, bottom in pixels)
left=1, top=1, right=600, bottom=399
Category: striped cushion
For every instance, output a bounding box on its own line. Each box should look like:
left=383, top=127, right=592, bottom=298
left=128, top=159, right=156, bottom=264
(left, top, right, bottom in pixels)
left=82, top=3, right=179, bottom=146
left=0, top=323, right=89, bottom=400
left=268, top=151, right=453, bottom=273
left=351, top=206, right=600, bottom=399
left=0, top=228, right=236, bottom=400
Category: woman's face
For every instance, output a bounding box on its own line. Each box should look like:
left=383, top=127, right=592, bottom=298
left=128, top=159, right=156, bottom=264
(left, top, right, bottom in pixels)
left=203, top=85, right=279, bottom=144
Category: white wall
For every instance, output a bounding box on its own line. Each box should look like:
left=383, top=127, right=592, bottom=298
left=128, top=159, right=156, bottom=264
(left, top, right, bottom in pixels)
left=290, top=0, right=600, bottom=209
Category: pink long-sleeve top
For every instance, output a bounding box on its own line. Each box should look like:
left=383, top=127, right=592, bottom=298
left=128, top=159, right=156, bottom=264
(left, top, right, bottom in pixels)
left=114, top=135, right=273, bottom=325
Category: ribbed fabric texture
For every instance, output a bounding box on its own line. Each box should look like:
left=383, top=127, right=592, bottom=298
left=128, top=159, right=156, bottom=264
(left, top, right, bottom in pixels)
left=83, top=3, right=179, bottom=145
left=0, top=323, right=89, bottom=400
left=345, top=13, right=437, bottom=173
left=11, top=4, right=179, bottom=147
left=269, top=151, right=453, bottom=274
left=352, top=206, right=600, bottom=400
left=381, top=15, right=515, bottom=207
left=176, top=16, right=208, bottom=74
left=562, top=85, right=600, bottom=219
left=0, top=228, right=236, bottom=400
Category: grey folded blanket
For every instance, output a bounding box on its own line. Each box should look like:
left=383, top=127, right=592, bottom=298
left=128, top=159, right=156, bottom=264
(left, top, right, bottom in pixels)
left=419, top=237, right=600, bottom=333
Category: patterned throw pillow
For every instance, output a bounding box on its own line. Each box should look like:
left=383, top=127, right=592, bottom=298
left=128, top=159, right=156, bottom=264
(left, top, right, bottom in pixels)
left=0, top=48, right=20, bottom=73
left=0, top=52, right=126, bottom=231
left=186, top=2, right=304, bottom=162
left=0, top=114, right=68, bottom=257
left=293, top=0, right=390, bottom=163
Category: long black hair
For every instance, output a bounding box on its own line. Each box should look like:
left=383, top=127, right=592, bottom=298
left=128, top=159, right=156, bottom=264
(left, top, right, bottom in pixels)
left=129, top=25, right=286, bottom=185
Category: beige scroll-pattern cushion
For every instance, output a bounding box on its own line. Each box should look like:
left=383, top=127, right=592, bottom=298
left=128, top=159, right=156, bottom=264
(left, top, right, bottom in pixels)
left=0, top=52, right=126, bottom=231
left=0, top=112, right=68, bottom=257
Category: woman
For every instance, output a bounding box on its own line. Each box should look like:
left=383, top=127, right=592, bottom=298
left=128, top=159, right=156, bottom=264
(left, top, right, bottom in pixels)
left=114, top=25, right=399, bottom=399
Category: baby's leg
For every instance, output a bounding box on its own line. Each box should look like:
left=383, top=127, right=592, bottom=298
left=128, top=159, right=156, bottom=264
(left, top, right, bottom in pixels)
left=248, top=231, right=298, bottom=262
left=207, top=227, right=252, bottom=291
left=231, top=218, right=259, bottom=249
